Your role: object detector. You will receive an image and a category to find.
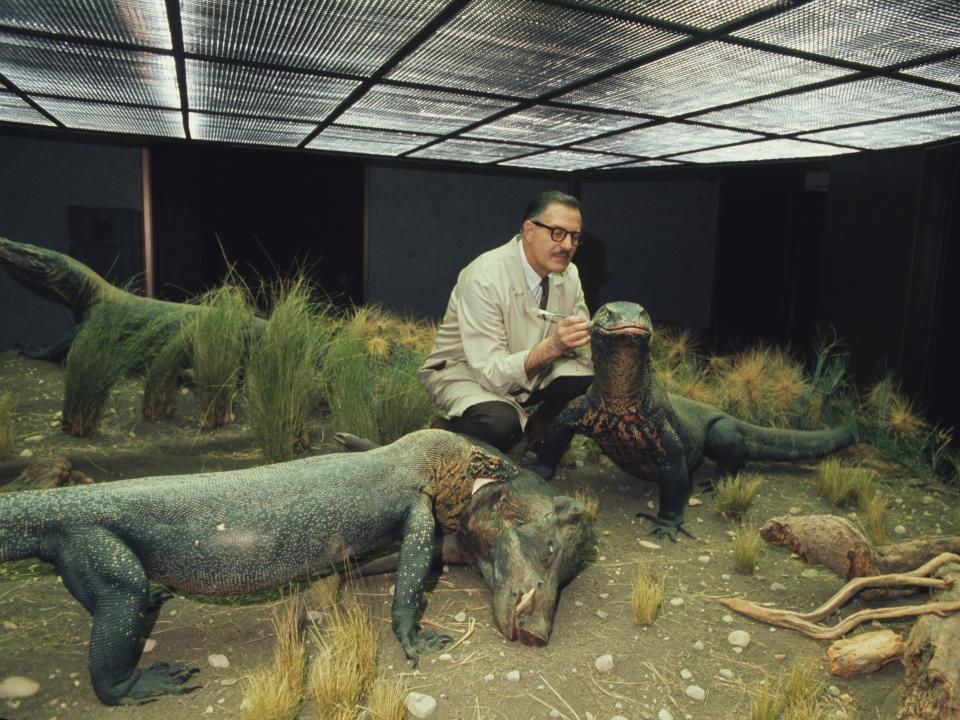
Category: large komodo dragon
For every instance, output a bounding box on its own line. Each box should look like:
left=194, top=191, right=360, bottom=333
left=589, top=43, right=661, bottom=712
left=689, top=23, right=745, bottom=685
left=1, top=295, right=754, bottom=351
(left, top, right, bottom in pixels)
left=0, top=429, right=592, bottom=705
left=528, top=301, right=854, bottom=541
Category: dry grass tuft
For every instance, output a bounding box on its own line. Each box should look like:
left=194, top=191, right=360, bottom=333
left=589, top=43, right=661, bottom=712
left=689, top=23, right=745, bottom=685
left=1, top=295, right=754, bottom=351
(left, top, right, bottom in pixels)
left=0, top=392, right=13, bottom=459
left=308, top=573, right=341, bottom=613
left=241, top=597, right=306, bottom=720
left=733, top=522, right=762, bottom=575
left=574, top=491, right=600, bottom=524
left=713, top=345, right=810, bottom=428
left=815, top=458, right=878, bottom=507
left=861, top=489, right=889, bottom=546
left=364, top=677, right=407, bottom=720
left=631, top=561, right=664, bottom=625
left=714, top=474, right=763, bottom=521
left=748, top=658, right=829, bottom=720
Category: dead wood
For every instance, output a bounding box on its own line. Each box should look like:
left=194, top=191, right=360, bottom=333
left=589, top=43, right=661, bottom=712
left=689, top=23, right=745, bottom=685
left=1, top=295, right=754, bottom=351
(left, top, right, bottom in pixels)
left=827, top=630, right=904, bottom=677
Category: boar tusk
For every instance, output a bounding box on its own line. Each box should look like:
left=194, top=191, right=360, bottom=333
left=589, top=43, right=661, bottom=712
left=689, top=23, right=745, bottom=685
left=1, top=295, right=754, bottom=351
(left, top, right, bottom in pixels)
left=516, top=587, right=536, bottom=616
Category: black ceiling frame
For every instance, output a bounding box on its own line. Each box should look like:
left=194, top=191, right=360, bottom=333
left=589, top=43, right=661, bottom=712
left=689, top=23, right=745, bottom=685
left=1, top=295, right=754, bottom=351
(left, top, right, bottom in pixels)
left=163, top=0, right=190, bottom=139
left=0, top=69, right=62, bottom=127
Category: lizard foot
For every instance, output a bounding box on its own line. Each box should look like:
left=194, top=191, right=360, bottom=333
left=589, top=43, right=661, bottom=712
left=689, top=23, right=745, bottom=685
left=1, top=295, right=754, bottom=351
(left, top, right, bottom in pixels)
left=401, top=627, right=452, bottom=667
left=635, top=512, right=696, bottom=543
left=119, top=662, right=200, bottom=704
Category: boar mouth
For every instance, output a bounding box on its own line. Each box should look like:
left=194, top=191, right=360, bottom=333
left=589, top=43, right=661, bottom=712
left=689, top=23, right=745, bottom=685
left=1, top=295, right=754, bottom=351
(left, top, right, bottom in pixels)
left=510, top=587, right=548, bottom=646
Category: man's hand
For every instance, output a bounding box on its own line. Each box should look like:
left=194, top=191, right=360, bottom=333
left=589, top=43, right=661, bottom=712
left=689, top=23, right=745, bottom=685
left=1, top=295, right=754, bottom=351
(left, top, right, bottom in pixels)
left=524, top=316, right=591, bottom=378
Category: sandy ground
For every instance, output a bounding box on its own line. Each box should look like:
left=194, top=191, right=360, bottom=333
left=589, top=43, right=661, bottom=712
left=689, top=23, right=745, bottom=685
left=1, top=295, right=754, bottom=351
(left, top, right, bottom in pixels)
left=1, top=352, right=957, bottom=720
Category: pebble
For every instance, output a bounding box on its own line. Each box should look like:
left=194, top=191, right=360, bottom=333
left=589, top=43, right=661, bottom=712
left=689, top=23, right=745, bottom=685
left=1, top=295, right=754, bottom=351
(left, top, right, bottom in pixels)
left=204, top=706, right=214, bottom=714
left=685, top=685, right=706, bottom=701
left=721, top=574, right=731, bottom=581
left=680, top=669, right=693, bottom=680
left=207, top=654, right=230, bottom=669
left=789, top=506, right=802, bottom=514
left=405, top=691, right=438, bottom=718
left=894, top=525, right=907, bottom=535
left=3, top=621, right=17, bottom=631
left=25, top=434, right=43, bottom=443
left=454, top=611, right=467, bottom=622
left=220, top=678, right=238, bottom=686
left=647, top=500, right=656, bottom=509
left=669, top=597, right=685, bottom=607
left=0, top=676, right=40, bottom=699
left=594, top=654, right=614, bottom=672
left=658, top=709, right=674, bottom=720
left=719, top=669, right=734, bottom=679
left=728, top=630, right=751, bottom=648
left=639, top=540, right=662, bottom=550
left=697, top=555, right=711, bottom=564
left=612, top=716, right=627, bottom=720
left=688, top=497, right=703, bottom=506
left=506, top=670, right=521, bottom=683
left=599, top=593, right=610, bottom=600
left=774, top=654, right=787, bottom=661
left=828, top=685, right=842, bottom=697
left=722, top=614, right=734, bottom=623
left=484, top=673, right=494, bottom=682
left=437, top=653, right=453, bottom=662
left=142, top=638, right=157, bottom=653
left=19, top=448, right=33, bottom=459
left=693, top=640, right=705, bottom=651
left=770, top=582, right=787, bottom=591
left=550, top=710, right=561, bottom=718
left=595, top=609, right=609, bottom=620
left=801, top=569, right=819, bottom=579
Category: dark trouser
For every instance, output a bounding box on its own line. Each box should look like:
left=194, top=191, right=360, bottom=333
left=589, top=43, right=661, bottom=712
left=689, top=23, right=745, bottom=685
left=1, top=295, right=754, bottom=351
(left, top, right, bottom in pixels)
left=445, top=376, right=592, bottom=452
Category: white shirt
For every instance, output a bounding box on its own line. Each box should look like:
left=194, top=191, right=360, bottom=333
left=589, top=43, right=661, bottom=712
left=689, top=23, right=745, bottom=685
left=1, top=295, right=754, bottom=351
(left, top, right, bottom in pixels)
left=515, top=236, right=547, bottom=306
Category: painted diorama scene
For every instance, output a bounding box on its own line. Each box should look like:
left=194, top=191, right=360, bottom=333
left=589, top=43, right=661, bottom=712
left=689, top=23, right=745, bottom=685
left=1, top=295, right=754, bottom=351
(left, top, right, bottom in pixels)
left=1, top=236, right=959, bottom=720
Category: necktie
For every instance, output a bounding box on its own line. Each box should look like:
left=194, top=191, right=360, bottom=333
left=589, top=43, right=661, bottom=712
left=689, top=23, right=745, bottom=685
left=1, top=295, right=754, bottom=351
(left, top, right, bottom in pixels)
left=539, top=276, right=549, bottom=310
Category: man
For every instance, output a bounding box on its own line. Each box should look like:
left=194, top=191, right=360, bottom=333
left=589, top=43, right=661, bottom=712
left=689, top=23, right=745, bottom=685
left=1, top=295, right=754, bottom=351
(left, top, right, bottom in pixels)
left=419, top=191, right=594, bottom=452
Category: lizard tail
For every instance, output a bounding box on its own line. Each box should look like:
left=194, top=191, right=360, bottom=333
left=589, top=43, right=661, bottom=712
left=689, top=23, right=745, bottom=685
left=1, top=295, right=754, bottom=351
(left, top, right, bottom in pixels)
left=0, top=236, right=125, bottom=316
left=737, top=421, right=854, bottom=462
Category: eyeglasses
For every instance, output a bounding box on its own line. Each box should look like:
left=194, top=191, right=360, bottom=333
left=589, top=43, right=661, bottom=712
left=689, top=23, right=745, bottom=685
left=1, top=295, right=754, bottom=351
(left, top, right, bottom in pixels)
left=531, top=219, right=584, bottom=247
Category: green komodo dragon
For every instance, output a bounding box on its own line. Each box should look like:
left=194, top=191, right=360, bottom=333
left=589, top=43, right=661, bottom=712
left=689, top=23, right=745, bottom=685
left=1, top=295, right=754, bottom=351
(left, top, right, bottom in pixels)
left=528, top=301, right=854, bottom=541
left=0, top=429, right=592, bottom=705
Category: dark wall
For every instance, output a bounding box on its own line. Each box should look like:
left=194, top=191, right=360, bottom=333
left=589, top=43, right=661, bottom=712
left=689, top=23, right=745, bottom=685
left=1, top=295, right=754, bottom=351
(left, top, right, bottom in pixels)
left=0, top=134, right=142, bottom=350
left=149, top=142, right=364, bottom=305
left=366, top=164, right=568, bottom=318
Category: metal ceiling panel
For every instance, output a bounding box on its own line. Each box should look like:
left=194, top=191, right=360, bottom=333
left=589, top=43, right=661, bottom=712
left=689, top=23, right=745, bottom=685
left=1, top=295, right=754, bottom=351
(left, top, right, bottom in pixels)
left=306, top=125, right=434, bottom=156
left=0, top=0, right=171, bottom=48
left=696, top=77, right=960, bottom=134
left=578, top=122, right=760, bottom=156
left=189, top=112, right=314, bottom=146
left=499, top=149, right=631, bottom=171
left=675, top=138, right=858, bottom=163
left=336, top=84, right=514, bottom=134
left=734, top=0, right=960, bottom=67
left=464, top=105, right=644, bottom=145
left=0, top=32, right=180, bottom=107
left=410, top=138, right=533, bottom=163
left=800, top=110, right=960, bottom=150
left=0, top=91, right=54, bottom=126
left=560, top=41, right=848, bottom=116
left=186, top=59, right=359, bottom=121
left=180, top=0, right=448, bottom=76
left=37, top=97, right=185, bottom=137
left=387, top=0, right=683, bottom=97
left=601, top=159, right=682, bottom=168
left=563, top=0, right=792, bottom=30
left=903, top=56, right=960, bottom=87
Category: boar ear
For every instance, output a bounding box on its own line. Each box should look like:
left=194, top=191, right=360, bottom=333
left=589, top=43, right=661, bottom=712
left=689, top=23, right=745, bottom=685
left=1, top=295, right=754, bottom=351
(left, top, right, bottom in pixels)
left=553, top=496, right=584, bottom=525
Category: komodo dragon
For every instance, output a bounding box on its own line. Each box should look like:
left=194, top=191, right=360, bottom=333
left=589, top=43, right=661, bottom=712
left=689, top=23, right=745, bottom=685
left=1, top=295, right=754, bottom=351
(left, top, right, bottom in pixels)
left=528, top=301, right=853, bottom=541
left=0, top=429, right=587, bottom=705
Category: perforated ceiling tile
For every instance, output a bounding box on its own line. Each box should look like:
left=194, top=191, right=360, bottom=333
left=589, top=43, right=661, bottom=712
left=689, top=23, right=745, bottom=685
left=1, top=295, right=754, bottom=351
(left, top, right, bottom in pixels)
left=499, top=149, right=631, bottom=171
left=0, top=0, right=172, bottom=48
left=336, top=84, right=514, bottom=135
left=186, top=59, right=359, bottom=122
left=181, top=0, right=448, bottom=76
left=601, top=158, right=682, bottom=168
left=734, top=0, right=960, bottom=67
left=307, top=124, right=434, bottom=156
left=563, top=0, right=791, bottom=30
left=38, top=97, right=185, bottom=137
left=696, top=76, right=960, bottom=134
left=387, top=0, right=683, bottom=97
left=0, top=91, right=54, bottom=126
left=0, top=33, right=180, bottom=107
left=675, top=138, right=858, bottom=163
left=579, top=122, right=760, bottom=156
left=800, top=110, right=960, bottom=149
left=410, top=138, right=533, bottom=163
left=464, top=105, right=645, bottom=145
left=903, top=56, right=960, bottom=87
left=560, top=41, right=848, bottom=116
left=189, top=112, right=314, bottom=146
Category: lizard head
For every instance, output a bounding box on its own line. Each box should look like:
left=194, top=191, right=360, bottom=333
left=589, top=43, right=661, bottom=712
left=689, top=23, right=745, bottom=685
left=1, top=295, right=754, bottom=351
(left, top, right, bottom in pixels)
left=591, top=301, right=653, bottom=343
left=589, top=302, right=654, bottom=389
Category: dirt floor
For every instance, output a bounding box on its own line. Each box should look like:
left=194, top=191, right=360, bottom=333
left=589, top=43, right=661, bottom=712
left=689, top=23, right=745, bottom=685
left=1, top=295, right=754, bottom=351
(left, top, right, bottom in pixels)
left=1, top=351, right=957, bottom=720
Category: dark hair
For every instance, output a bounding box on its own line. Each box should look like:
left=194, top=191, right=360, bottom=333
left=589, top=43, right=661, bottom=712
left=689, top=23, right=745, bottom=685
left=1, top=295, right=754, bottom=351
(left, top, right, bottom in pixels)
left=522, top=191, right=580, bottom=223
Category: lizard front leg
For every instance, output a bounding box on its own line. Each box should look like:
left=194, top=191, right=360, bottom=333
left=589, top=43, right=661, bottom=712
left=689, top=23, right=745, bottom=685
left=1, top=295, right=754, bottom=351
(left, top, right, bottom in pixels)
left=636, top=424, right=696, bottom=543
left=527, top=396, right=589, bottom=480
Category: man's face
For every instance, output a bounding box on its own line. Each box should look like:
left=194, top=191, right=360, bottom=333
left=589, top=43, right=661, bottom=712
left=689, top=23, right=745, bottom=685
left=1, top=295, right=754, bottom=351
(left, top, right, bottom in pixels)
left=521, top=202, right=582, bottom=277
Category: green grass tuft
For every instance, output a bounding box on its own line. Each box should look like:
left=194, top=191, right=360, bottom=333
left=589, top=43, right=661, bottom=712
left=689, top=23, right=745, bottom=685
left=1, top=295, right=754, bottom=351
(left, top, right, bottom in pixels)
left=748, top=658, right=829, bottom=720
left=0, top=392, right=14, bottom=459
left=142, top=324, right=191, bottom=421
left=733, top=521, right=762, bottom=575
left=714, top=473, right=763, bottom=521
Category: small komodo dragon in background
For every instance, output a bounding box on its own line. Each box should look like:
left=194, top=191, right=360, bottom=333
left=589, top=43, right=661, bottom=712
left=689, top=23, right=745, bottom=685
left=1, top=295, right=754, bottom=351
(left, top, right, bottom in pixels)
left=528, top=301, right=854, bottom=541
left=0, top=429, right=588, bottom=705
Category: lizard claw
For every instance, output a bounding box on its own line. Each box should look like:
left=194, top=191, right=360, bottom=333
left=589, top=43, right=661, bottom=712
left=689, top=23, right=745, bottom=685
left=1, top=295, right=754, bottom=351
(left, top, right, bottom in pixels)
left=401, top=627, right=451, bottom=667
left=635, top=512, right=697, bottom=542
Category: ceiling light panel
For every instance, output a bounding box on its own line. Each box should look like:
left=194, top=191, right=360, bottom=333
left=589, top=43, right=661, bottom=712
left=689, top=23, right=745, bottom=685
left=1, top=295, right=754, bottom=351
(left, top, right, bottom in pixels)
left=186, top=59, right=359, bottom=121
left=336, top=84, right=514, bottom=134
left=579, top=122, right=760, bottom=156
left=734, top=0, right=960, bottom=67
left=903, top=56, right=960, bottom=87
left=387, top=0, right=683, bottom=97
left=0, top=0, right=172, bottom=48
left=0, top=33, right=180, bottom=107
left=0, top=91, right=54, bottom=126
left=500, top=149, right=631, bottom=171
left=696, top=76, right=960, bottom=134
left=180, top=0, right=448, bottom=77
left=676, top=138, right=858, bottom=163
left=563, top=0, right=792, bottom=31
left=189, top=112, right=314, bottom=146
left=464, top=105, right=645, bottom=145
left=602, top=159, right=682, bottom=168
left=307, top=125, right=434, bottom=156
left=410, top=138, right=534, bottom=163
left=800, top=110, right=960, bottom=150
left=37, top=97, right=185, bottom=137
left=560, top=41, right=847, bottom=116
